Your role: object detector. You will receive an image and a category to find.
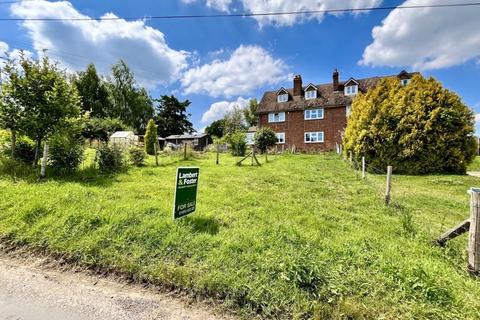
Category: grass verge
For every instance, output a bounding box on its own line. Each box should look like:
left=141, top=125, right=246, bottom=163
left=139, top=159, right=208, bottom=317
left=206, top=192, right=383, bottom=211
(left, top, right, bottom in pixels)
left=1, top=151, right=479, bottom=319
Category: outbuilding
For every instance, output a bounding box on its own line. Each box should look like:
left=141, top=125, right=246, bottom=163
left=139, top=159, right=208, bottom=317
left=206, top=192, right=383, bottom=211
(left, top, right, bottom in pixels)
left=164, top=133, right=211, bottom=151
left=109, top=131, right=138, bottom=148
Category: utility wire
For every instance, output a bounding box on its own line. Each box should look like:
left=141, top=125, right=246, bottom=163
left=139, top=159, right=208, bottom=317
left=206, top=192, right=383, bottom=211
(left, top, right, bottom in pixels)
left=0, top=2, right=479, bottom=21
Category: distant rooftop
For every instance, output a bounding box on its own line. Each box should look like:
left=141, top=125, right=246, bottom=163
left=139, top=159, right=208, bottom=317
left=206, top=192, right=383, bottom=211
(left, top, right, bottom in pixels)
left=110, top=131, right=135, bottom=138
left=164, top=133, right=208, bottom=140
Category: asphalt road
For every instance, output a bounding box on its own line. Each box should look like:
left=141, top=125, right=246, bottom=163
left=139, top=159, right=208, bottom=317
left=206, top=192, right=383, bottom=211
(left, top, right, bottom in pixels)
left=0, top=253, right=227, bottom=320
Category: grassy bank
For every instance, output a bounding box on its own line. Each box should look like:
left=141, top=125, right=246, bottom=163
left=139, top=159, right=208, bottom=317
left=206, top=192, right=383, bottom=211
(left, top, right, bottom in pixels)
left=0, top=151, right=479, bottom=319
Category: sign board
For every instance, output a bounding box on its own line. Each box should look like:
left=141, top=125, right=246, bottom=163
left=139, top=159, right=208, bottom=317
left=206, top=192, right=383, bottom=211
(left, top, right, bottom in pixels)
left=173, top=167, right=199, bottom=219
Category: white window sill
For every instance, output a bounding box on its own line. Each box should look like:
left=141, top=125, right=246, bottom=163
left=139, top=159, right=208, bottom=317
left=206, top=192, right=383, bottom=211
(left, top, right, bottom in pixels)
left=304, top=141, right=324, bottom=144
left=268, top=121, right=285, bottom=123
left=304, top=117, right=324, bottom=121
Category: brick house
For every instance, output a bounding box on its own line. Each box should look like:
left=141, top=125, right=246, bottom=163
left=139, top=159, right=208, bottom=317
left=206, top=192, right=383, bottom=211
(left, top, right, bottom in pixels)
left=257, top=70, right=416, bottom=152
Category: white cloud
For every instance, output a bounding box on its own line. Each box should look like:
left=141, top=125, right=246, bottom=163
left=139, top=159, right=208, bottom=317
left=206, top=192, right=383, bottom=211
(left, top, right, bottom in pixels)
left=181, top=45, right=289, bottom=97
left=201, top=97, right=249, bottom=123
left=0, top=41, right=8, bottom=54
left=10, top=0, right=188, bottom=88
left=361, top=0, right=480, bottom=70
left=476, top=113, right=480, bottom=123
left=184, top=0, right=383, bottom=26
left=0, top=41, right=33, bottom=70
left=182, top=0, right=232, bottom=12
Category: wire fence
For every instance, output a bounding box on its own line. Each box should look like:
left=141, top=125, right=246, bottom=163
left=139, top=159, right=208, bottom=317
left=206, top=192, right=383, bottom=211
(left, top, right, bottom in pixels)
left=335, top=149, right=472, bottom=239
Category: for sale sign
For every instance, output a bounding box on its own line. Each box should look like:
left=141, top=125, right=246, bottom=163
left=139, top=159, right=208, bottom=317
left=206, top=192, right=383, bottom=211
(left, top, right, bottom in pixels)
left=173, top=167, right=199, bottom=219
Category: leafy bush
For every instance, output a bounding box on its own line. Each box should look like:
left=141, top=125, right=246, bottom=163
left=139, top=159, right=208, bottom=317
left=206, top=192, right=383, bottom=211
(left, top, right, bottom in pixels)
left=96, top=144, right=124, bottom=172
left=3, top=136, right=36, bottom=164
left=0, top=156, right=33, bottom=178
left=144, top=119, right=157, bottom=155
left=0, top=129, right=9, bottom=152
left=128, top=147, right=146, bottom=167
left=254, top=127, right=277, bottom=153
left=343, top=75, right=476, bottom=174
left=48, top=135, right=84, bottom=172
left=82, top=117, right=131, bottom=144
left=227, top=131, right=247, bottom=156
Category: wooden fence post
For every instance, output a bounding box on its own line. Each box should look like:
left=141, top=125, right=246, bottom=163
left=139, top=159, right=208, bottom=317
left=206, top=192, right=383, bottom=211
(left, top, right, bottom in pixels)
left=362, top=156, right=366, bottom=179
left=468, top=188, right=480, bottom=273
left=183, top=143, right=187, bottom=160
left=385, top=166, right=392, bottom=206
left=251, top=148, right=255, bottom=166
left=216, top=145, right=219, bottom=165
left=154, top=140, right=159, bottom=166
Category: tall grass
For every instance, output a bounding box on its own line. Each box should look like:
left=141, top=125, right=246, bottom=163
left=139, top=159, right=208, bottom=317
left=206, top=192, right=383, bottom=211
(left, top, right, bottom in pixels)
left=0, top=151, right=479, bottom=319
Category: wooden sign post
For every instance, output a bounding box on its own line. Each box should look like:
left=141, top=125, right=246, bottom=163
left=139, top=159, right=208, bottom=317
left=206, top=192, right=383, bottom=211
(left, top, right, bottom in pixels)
left=385, top=166, right=392, bottom=206
left=154, top=140, right=159, bottom=166
left=362, top=156, right=366, bottom=179
left=468, top=188, right=480, bottom=273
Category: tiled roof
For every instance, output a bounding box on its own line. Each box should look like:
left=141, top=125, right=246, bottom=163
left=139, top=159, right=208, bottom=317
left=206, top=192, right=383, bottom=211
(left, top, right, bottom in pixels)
left=258, top=71, right=418, bottom=114
left=164, top=133, right=208, bottom=140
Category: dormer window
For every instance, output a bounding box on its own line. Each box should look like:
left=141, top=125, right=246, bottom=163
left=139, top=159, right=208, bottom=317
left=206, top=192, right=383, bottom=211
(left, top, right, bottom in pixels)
left=401, top=79, right=410, bottom=86
left=304, top=84, right=317, bottom=100
left=343, top=78, right=359, bottom=96
left=277, top=88, right=289, bottom=103
left=345, top=85, right=358, bottom=96
left=305, top=90, right=317, bottom=100
left=277, top=93, right=288, bottom=103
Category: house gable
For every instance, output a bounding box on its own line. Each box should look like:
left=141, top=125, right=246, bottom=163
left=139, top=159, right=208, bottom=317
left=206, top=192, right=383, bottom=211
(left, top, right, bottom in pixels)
left=343, top=78, right=359, bottom=87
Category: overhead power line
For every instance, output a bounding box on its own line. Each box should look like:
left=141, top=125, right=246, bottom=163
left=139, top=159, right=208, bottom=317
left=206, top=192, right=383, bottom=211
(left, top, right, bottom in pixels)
left=0, top=2, right=479, bottom=21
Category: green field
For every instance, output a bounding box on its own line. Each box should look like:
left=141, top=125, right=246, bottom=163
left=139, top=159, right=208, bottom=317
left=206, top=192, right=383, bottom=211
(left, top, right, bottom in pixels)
left=1, top=152, right=480, bottom=319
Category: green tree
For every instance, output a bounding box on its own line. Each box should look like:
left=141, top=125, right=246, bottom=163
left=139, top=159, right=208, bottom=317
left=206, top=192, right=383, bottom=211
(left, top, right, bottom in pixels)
left=223, top=106, right=246, bottom=135
left=109, top=60, right=154, bottom=133
left=254, top=127, right=277, bottom=153
left=3, top=54, right=80, bottom=166
left=343, top=74, right=476, bottom=174
left=243, top=98, right=258, bottom=127
left=205, top=119, right=225, bottom=138
left=81, top=117, right=130, bottom=144
left=74, top=63, right=111, bottom=118
left=227, top=131, right=247, bottom=156
left=0, top=55, right=23, bottom=159
left=144, top=119, right=157, bottom=155
left=154, top=95, right=194, bottom=137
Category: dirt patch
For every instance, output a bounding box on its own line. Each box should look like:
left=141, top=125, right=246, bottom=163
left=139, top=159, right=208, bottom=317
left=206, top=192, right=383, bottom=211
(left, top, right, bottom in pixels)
left=0, top=248, right=232, bottom=320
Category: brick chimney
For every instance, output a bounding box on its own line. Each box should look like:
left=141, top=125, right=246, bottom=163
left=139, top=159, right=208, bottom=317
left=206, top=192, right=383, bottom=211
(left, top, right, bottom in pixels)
left=293, top=74, right=303, bottom=96
left=333, top=69, right=339, bottom=91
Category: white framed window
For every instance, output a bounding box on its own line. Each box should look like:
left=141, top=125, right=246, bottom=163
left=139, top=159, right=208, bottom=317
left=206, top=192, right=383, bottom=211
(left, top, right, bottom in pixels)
left=277, top=93, right=288, bottom=103
left=276, top=132, right=285, bottom=144
left=344, top=85, right=358, bottom=96
left=305, top=90, right=317, bottom=100
left=304, top=108, right=324, bottom=120
left=304, top=132, right=324, bottom=143
left=268, top=112, right=285, bottom=123
left=401, top=79, right=410, bottom=86
left=193, top=138, right=199, bottom=146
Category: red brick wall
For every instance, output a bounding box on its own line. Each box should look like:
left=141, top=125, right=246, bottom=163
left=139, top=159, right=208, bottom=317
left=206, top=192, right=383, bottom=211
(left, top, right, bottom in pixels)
left=258, top=107, right=346, bottom=151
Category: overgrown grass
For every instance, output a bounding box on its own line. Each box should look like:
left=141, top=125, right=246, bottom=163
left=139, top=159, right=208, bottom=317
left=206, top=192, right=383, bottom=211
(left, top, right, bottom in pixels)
left=467, top=156, right=480, bottom=171
left=1, top=151, right=480, bottom=319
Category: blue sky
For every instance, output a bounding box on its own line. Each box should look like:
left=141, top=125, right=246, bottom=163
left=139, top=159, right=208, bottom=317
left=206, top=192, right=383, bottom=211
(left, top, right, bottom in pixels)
left=1, top=0, right=479, bottom=132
